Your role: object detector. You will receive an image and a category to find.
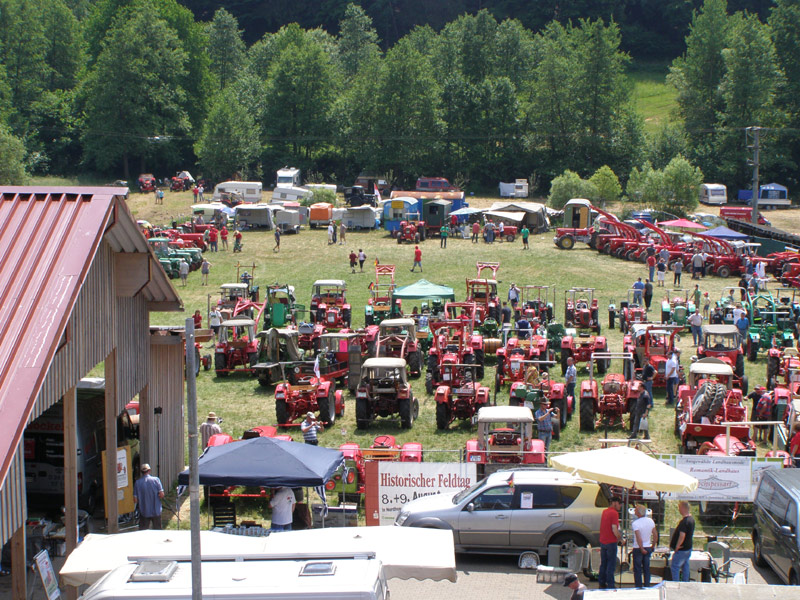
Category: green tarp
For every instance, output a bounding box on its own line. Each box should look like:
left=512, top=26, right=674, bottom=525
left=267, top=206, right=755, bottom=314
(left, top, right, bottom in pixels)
left=393, top=279, right=455, bottom=301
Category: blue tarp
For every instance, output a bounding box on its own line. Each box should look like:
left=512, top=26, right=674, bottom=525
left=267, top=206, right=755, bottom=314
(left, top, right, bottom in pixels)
left=177, top=437, right=344, bottom=487
left=703, top=225, right=750, bottom=240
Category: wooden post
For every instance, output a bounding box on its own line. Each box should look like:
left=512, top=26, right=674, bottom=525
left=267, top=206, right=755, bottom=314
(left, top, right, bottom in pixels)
left=105, top=349, right=119, bottom=532
left=11, top=526, right=25, bottom=600
left=63, top=386, right=79, bottom=600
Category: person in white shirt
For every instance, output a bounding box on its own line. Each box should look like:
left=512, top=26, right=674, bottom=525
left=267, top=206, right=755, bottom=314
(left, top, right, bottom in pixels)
left=665, top=352, right=679, bottom=405
left=210, top=307, right=222, bottom=337
left=632, top=504, right=656, bottom=588
left=732, top=304, right=745, bottom=324
left=687, top=311, right=703, bottom=346
left=270, top=487, right=297, bottom=531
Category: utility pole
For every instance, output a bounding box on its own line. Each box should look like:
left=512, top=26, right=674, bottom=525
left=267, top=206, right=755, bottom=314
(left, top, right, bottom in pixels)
left=746, top=126, right=761, bottom=225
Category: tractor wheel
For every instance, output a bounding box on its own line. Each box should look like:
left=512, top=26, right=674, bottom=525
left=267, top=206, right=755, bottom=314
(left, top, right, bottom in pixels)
left=425, top=372, right=434, bottom=395
left=558, top=396, right=568, bottom=428
left=506, top=234, right=515, bottom=243
left=275, top=399, right=289, bottom=425
left=203, top=355, right=211, bottom=371
left=427, top=353, right=438, bottom=371
left=706, top=383, right=727, bottom=420
left=625, top=249, right=637, bottom=261
left=248, top=352, right=258, bottom=369
left=414, top=233, right=420, bottom=243
left=609, top=310, right=616, bottom=330
left=557, top=235, right=575, bottom=250
left=475, top=348, right=485, bottom=379
left=736, top=353, right=745, bottom=377
left=691, top=383, right=715, bottom=423
left=614, top=246, right=627, bottom=259
left=399, top=397, right=414, bottom=429
left=397, top=235, right=402, bottom=244
left=717, top=265, right=731, bottom=278
left=674, top=407, right=681, bottom=437
left=597, top=349, right=609, bottom=375
left=407, top=351, right=421, bottom=378
left=365, top=313, right=374, bottom=327
left=767, top=355, right=779, bottom=388
left=342, top=308, right=351, bottom=328
left=740, top=375, right=748, bottom=395
left=355, top=398, right=370, bottom=429
left=319, top=390, right=334, bottom=424
left=747, top=337, right=758, bottom=362
left=602, top=244, right=612, bottom=255
left=214, top=353, right=228, bottom=377
left=436, top=402, right=450, bottom=430
left=258, top=371, right=272, bottom=387
left=561, top=350, right=570, bottom=376
left=619, top=315, right=626, bottom=333
left=580, top=396, right=595, bottom=431
left=623, top=360, right=634, bottom=382
left=552, top=417, right=561, bottom=441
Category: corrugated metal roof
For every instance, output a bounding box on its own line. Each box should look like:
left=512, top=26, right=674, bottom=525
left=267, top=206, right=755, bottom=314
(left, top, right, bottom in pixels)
left=0, top=187, right=182, bottom=488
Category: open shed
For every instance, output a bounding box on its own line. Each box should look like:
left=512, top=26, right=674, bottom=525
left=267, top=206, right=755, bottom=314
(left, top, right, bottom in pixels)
left=488, top=201, right=551, bottom=233
left=0, top=187, right=184, bottom=598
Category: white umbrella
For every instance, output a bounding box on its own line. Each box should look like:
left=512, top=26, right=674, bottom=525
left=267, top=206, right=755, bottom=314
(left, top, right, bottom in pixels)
left=550, top=446, right=698, bottom=493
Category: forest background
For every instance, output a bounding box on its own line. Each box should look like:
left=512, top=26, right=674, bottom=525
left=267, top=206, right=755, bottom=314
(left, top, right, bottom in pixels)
left=0, top=0, right=798, bottom=208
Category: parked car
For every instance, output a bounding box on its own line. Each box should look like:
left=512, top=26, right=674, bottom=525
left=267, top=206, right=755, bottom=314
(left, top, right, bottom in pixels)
left=395, top=468, right=608, bottom=557
left=752, top=468, right=800, bottom=584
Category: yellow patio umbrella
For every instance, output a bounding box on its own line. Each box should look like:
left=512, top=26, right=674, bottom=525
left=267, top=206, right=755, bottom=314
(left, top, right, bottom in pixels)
left=550, top=446, right=698, bottom=493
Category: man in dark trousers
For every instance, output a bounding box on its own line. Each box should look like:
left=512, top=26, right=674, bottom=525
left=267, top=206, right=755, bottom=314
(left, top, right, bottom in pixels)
left=629, top=387, right=651, bottom=439
left=598, top=496, right=622, bottom=589
left=670, top=501, right=695, bottom=581
left=641, top=355, right=655, bottom=408
left=643, top=279, right=654, bottom=311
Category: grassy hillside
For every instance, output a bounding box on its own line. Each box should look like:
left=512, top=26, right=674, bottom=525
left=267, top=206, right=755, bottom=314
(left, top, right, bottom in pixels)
left=628, top=61, right=678, bottom=134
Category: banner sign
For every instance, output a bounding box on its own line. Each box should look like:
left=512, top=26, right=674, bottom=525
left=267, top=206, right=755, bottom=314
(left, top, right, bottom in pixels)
left=365, top=462, right=477, bottom=526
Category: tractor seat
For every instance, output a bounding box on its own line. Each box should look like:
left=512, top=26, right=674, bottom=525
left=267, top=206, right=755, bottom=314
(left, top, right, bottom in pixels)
left=577, top=302, right=588, bottom=310
left=489, top=430, right=520, bottom=446
left=446, top=344, right=458, bottom=353
left=603, top=381, right=621, bottom=394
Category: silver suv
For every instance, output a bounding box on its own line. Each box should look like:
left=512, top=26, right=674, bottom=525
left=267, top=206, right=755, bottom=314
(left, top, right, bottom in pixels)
left=395, top=469, right=608, bottom=556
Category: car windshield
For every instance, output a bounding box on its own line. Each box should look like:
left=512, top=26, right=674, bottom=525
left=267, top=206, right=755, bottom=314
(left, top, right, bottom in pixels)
left=452, top=479, right=484, bottom=504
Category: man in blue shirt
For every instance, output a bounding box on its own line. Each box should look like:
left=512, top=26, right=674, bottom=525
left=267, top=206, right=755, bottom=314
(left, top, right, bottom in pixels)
left=735, top=314, right=749, bottom=341
left=133, top=464, right=165, bottom=530
left=535, top=400, right=555, bottom=452
left=632, top=278, right=645, bottom=305
left=564, top=357, right=577, bottom=404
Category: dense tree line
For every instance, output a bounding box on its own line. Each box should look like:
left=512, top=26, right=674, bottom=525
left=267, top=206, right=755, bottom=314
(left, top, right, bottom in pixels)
left=0, top=0, right=795, bottom=203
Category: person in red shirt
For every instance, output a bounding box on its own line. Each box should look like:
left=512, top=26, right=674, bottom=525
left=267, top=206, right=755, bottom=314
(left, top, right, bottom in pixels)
left=410, top=245, right=422, bottom=273
left=599, top=496, right=622, bottom=589
left=233, top=229, right=243, bottom=253
left=646, top=254, right=657, bottom=283
left=193, top=310, right=202, bottom=329
left=208, top=227, right=218, bottom=252
left=790, top=429, right=800, bottom=466
left=220, top=226, right=228, bottom=250
left=471, top=221, right=480, bottom=243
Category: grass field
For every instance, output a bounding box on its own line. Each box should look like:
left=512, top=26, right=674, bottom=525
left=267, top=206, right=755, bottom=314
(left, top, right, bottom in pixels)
left=628, top=61, right=677, bottom=134
left=123, top=188, right=789, bottom=540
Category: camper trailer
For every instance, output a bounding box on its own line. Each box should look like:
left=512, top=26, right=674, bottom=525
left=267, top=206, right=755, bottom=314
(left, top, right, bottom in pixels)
left=234, top=204, right=274, bottom=229
left=272, top=186, right=313, bottom=203
left=699, top=183, right=727, bottom=206
left=212, top=181, right=263, bottom=204
left=273, top=208, right=301, bottom=234
left=276, top=167, right=301, bottom=188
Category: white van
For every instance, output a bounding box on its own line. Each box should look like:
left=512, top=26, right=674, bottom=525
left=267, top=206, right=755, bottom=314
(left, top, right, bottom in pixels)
left=212, top=181, right=263, bottom=204
left=271, top=186, right=313, bottom=203
left=699, top=183, right=727, bottom=206
left=276, top=167, right=301, bottom=188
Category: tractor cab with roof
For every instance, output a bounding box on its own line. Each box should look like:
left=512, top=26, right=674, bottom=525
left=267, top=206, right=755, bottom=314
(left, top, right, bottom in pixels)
left=355, top=357, right=419, bottom=429
left=624, top=324, right=684, bottom=388
left=214, top=318, right=259, bottom=376
left=676, top=358, right=752, bottom=456
left=367, top=318, right=422, bottom=377
left=696, top=324, right=747, bottom=394
left=465, top=262, right=501, bottom=324
left=218, top=283, right=250, bottom=312
left=365, top=264, right=402, bottom=326
left=661, top=288, right=696, bottom=326
left=310, top=279, right=351, bottom=330
left=253, top=328, right=305, bottom=387
left=714, top=286, right=749, bottom=324
left=464, top=406, right=545, bottom=471
left=554, top=199, right=626, bottom=250
left=609, top=289, right=649, bottom=334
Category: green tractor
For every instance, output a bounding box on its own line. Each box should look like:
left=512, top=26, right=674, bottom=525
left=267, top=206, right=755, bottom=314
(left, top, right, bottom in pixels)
left=148, top=238, right=183, bottom=277
left=263, top=283, right=304, bottom=328
left=746, top=292, right=797, bottom=361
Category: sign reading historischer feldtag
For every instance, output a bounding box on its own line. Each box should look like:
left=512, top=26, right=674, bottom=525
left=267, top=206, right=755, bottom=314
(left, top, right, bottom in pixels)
left=365, top=462, right=477, bottom=526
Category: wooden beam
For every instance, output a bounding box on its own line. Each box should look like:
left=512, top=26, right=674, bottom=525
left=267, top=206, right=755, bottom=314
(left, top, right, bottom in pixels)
left=63, top=385, right=78, bottom=555
left=148, top=301, right=184, bottom=312
left=11, top=526, right=24, bottom=599
left=115, top=253, right=150, bottom=297
left=104, top=349, right=119, bottom=532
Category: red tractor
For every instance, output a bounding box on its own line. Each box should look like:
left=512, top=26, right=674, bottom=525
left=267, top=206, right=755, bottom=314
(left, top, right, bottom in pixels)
left=509, top=364, right=571, bottom=430
left=465, top=406, right=546, bottom=474
left=274, top=362, right=344, bottom=426
left=554, top=198, right=628, bottom=250
left=676, top=358, right=753, bottom=455
left=520, top=285, right=556, bottom=324
left=426, top=320, right=483, bottom=393
left=137, top=173, right=157, bottom=193
left=310, top=279, right=351, bottom=330
left=495, top=329, right=554, bottom=389
left=214, top=318, right=260, bottom=376
left=579, top=352, right=641, bottom=432
left=697, top=324, right=748, bottom=394
left=767, top=347, right=800, bottom=391
left=465, top=262, right=501, bottom=324
left=364, top=264, right=402, bottom=326
left=355, top=358, right=419, bottom=429
left=433, top=362, right=490, bottom=430
left=564, top=287, right=601, bottom=333
left=325, top=435, right=422, bottom=503
left=366, top=317, right=423, bottom=377
left=624, top=323, right=685, bottom=388
left=396, top=219, right=426, bottom=243
left=608, top=289, right=649, bottom=334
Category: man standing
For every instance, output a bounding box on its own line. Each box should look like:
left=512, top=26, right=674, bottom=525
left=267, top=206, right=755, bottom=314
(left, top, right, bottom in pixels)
left=629, top=387, right=651, bottom=439
left=199, top=412, right=222, bottom=448
left=270, top=487, right=297, bottom=531
left=133, top=464, right=164, bottom=530
left=521, top=225, right=530, bottom=250
left=358, top=249, right=367, bottom=272
left=693, top=284, right=702, bottom=310
left=642, top=356, right=654, bottom=407
left=665, top=352, right=679, bottom=406
left=643, top=279, right=653, bottom=311
left=208, top=227, right=218, bottom=252
left=508, top=284, right=520, bottom=314
left=534, top=399, right=555, bottom=452
left=692, top=252, right=704, bottom=279
left=673, top=259, right=683, bottom=286
left=659, top=246, right=670, bottom=266
left=201, top=258, right=211, bottom=286
left=273, top=227, right=281, bottom=253
left=301, top=412, right=322, bottom=445
left=688, top=311, right=703, bottom=346
left=471, top=221, right=480, bottom=243
left=564, top=573, right=586, bottom=600
left=670, top=501, right=695, bottom=582
left=197, top=184, right=204, bottom=202
left=599, top=496, right=622, bottom=589
left=647, top=253, right=656, bottom=283
left=440, top=223, right=449, bottom=248
left=656, top=258, right=666, bottom=287
left=500, top=301, right=512, bottom=326
left=327, top=222, right=334, bottom=245
left=632, top=278, right=644, bottom=305
left=410, top=245, right=422, bottom=272
left=339, top=221, right=347, bottom=245
left=565, top=357, right=577, bottom=404
left=210, top=306, right=222, bottom=337
left=632, top=505, right=656, bottom=588
left=179, top=259, right=189, bottom=287
left=735, top=311, right=750, bottom=341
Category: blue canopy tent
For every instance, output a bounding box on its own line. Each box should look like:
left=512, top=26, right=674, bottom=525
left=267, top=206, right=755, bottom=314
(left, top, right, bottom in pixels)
left=177, top=437, right=344, bottom=487
left=703, top=226, right=750, bottom=241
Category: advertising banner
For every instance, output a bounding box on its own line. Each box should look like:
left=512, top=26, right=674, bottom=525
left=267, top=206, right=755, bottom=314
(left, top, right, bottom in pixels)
left=365, top=462, right=477, bottom=526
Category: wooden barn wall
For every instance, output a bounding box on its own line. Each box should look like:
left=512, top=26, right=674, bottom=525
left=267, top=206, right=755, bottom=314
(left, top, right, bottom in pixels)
left=115, top=294, right=149, bottom=410
left=143, top=342, right=185, bottom=487
left=0, top=449, right=25, bottom=545
left=27, top=242, right=114, bottom=423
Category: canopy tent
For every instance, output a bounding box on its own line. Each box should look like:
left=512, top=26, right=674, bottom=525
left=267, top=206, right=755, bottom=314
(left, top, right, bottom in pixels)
left=177, top=437, right=343, bottom=487
left=59, top=527, right=457, bottom=587
left=485, top=210, right=524, bottom=222
left=393, top=279, right=455, bottom=301
left=550, top=446, right=698, bottom=493
left=487, top=201, right=550, bottom=232
left=657, top=218, right=707, bottom=230
left=450, top=206, right=483, bottom=216
left=703, top=225, right=750, bottom=241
